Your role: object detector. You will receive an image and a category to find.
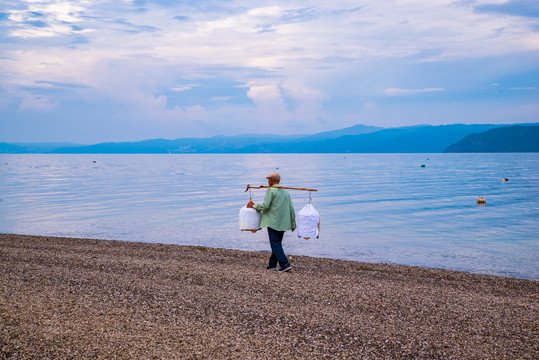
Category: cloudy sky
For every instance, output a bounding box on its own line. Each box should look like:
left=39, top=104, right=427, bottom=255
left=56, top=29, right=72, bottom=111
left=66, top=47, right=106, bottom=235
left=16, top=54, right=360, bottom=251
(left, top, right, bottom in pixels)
left=1, top=0, right=538, bottom=143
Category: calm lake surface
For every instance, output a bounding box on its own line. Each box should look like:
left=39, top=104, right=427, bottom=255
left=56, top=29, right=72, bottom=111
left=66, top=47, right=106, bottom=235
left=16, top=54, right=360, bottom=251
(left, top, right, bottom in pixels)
left=1, top=153, right=537, bottom=280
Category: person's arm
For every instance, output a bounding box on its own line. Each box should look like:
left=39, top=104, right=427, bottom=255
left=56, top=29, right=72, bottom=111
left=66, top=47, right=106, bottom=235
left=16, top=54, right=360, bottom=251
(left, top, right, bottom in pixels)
left=253, top=188, right=273, bottom=212
left=290, top=199, right=296, bottom=231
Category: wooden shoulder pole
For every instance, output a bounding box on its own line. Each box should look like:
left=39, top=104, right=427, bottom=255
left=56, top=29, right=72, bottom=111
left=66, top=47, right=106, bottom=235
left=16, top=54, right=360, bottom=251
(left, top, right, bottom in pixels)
left=245, top=184, right=317, bottom=192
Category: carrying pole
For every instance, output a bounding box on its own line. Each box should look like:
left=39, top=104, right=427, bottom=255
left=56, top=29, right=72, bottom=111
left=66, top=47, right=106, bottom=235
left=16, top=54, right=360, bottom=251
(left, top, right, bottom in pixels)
left=245, top=184, right=317, bottom=192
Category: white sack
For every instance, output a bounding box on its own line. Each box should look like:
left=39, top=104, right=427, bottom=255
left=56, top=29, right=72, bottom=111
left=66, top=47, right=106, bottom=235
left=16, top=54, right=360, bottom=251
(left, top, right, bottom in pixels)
left=239, top=206, right=261, bottom=232
left=297, top=203, right=320, bottom=239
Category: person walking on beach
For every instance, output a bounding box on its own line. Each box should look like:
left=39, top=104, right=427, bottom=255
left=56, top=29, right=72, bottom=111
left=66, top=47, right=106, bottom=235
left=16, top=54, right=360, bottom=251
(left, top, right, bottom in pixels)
left=247, top=173, right=296, bottom=272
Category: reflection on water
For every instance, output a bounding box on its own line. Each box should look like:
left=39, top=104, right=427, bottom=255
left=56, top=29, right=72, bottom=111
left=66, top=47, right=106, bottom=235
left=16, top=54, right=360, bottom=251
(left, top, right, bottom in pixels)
left=0, top=153, right=538, bottom=280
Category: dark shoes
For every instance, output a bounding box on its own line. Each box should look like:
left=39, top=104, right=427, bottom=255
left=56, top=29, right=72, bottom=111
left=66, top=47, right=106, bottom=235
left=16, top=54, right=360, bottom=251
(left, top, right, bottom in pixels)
left=267, top=263, right=292, bottom=272
left=278, top=263, right=292, bottom=272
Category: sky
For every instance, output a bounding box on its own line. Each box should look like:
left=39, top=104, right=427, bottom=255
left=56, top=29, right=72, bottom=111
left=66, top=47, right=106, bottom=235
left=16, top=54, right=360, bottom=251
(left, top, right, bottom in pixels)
left=1, top=0, right=538, bottom=143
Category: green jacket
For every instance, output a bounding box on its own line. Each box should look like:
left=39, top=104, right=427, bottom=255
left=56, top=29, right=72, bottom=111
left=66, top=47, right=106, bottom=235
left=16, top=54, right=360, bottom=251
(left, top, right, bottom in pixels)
left=253, top=186, right=296, bottom=231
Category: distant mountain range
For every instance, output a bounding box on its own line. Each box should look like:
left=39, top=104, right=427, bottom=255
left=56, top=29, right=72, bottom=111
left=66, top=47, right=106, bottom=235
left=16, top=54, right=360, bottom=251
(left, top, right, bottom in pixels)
left=1, top=123, right=538, bottom=154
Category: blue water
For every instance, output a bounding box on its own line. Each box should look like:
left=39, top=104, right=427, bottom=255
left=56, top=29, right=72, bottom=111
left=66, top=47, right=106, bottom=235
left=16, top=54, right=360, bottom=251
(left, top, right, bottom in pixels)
left=0, top=153, right=537, bottom=280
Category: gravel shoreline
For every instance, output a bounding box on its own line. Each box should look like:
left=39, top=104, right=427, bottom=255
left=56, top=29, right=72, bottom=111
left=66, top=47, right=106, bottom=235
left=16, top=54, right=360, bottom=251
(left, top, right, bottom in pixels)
left=1, top=233, right=538, bottom=359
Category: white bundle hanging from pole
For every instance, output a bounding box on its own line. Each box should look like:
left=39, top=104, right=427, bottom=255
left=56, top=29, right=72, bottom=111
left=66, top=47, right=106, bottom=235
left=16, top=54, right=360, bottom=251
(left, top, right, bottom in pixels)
left=296, top=191, right=320, bottom=240
left=239, top=188, right=261, bottom=233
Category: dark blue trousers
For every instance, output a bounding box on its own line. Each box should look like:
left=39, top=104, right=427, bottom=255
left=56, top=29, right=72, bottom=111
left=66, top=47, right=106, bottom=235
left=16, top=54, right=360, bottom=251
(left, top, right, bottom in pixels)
left=267, top=227, right=289, bottom=268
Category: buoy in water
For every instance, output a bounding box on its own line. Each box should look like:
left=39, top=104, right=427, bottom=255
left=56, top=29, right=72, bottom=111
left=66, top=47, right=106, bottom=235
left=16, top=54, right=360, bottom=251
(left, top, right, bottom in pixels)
left=420, top=164, right=426, bottom=167
left=502, top=178, right=509, bottom=182
left=477, top=197, right=486, bottom=204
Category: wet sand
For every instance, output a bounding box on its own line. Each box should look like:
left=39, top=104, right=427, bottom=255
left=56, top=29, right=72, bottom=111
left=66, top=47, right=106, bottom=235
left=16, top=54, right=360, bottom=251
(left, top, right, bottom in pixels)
left=1, top=233, right=538, bottom=359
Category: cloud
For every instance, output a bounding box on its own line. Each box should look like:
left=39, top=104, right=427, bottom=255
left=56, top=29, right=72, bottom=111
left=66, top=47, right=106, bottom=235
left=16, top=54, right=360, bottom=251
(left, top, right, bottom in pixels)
left=244, top=81, right=328, bottom=131
left=5, top=2, right=87, bottom=38
left=1, top=0, right=538, bottom=142
left=255, top=24, right=275, bottom=34
left=170, top=85, right=197, bottom=92
left=115, top=92, right=209, bottom=137
left=383, top=88, right=445, bottom=96
left=282, top=81, right=328, bottom=102
left=111, top=19, right=158, bottom=33
left=246, top=83, right=291, bottom=124
left=247, top=84, right=283, bottom=103
left=18, top=96, right=58, bottom=111
left=182, top=74, right=216, bottom=80
left=34, top=80, right=90, bottom=89
left=180, top=104, right=207, bottom=120
left=520, top=103, right=539, bottom=114
left=281, top=81, right=328, bottom=127
left=496, top=102, right=539, bottom=122
left=279, top=7, right=318, bottom=23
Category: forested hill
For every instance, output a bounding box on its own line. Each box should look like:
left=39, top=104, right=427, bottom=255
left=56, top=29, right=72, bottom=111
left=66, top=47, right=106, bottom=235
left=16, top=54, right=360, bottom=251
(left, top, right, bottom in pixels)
left=444, top=126, right=539, bottom=152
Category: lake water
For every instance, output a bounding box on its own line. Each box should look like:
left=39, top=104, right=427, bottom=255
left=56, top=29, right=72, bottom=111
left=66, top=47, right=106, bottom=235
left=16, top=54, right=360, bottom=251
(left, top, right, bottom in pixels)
left=1, top=153, right=537, bottom=280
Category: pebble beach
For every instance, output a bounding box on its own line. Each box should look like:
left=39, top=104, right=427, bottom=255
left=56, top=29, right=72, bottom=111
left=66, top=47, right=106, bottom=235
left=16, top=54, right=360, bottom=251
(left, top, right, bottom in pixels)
left=1, top=233, right=538, bottom=359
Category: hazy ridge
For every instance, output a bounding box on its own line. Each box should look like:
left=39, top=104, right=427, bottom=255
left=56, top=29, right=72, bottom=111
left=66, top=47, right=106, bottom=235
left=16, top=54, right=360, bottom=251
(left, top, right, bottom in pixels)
left=1, top=123, right=538, bottom=154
